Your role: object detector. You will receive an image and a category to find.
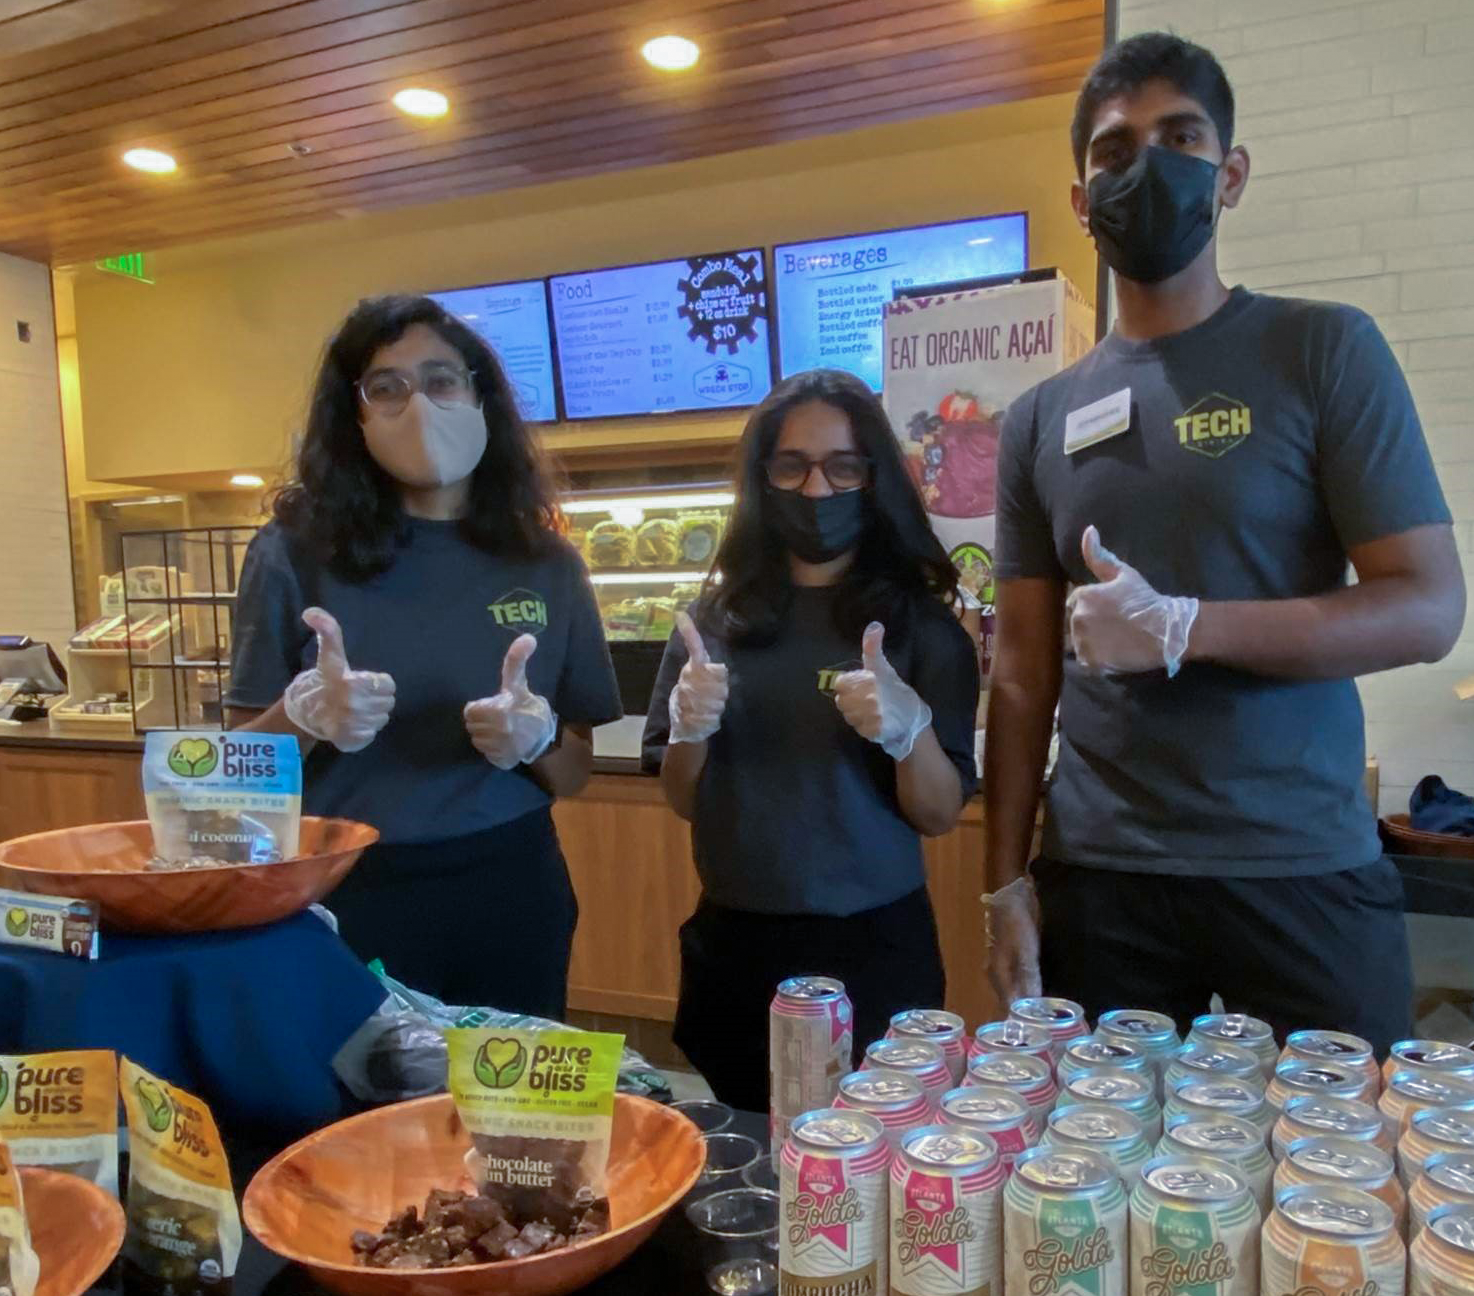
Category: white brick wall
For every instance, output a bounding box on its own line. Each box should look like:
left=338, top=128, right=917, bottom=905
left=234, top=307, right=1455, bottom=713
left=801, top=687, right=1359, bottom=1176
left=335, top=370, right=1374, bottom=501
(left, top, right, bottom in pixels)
left=0, top=253, right=74, bottom=655
left=1119, top=0, right=1474, bottom=817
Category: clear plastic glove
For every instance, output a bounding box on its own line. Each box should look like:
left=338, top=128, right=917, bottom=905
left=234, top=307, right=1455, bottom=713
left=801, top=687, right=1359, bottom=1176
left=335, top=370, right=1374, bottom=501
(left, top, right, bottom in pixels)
left=834, top=622, right=933, bottom=761
left=983, top=875, right=1043, bottom=1006
left=668, top=612, right=729, bottom=744
left=283, top=608, right=396, bottom=752
left=1068, top=525, right=1200, bottom=677
left=464, top=634, right=557, bottom=770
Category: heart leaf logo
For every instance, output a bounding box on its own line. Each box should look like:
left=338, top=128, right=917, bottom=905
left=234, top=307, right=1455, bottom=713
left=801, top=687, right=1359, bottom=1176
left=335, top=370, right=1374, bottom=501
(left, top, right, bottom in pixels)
left=473, top=1037, right=527, bottom=1089
left=167, top=738, right=218, bottom=778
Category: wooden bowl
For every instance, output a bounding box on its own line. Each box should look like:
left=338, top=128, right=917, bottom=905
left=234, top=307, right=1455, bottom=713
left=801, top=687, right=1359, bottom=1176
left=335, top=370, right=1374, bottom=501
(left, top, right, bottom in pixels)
left=0, top=817, right=378, bottom=933
left=23, top=1167, right=126, bottom=1296
left=1381, top=814, right=1474, bottom=861
left=243, top=1093, right=705, bottom=1296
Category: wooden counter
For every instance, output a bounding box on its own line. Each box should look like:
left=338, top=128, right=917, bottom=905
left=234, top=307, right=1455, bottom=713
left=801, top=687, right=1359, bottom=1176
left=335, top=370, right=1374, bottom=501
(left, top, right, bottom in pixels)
left=0, top=727, right=999, bottom=1032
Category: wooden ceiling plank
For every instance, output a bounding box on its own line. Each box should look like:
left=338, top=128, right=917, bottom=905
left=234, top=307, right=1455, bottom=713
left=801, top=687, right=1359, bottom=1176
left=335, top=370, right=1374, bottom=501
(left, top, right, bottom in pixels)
left=0, top=18, right=1095, bottom=223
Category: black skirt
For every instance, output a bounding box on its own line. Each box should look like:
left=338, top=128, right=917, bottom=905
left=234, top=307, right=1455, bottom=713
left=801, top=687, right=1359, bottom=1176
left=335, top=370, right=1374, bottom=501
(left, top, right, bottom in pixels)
left=673, top=888, right=946, bottom=1113
left=323, top=807, right=577, bottom=1019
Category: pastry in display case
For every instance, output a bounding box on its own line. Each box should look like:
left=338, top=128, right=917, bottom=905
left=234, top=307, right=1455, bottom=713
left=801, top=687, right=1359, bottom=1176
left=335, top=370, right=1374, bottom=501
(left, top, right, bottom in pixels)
left=562, top=483, right=732, bottom=715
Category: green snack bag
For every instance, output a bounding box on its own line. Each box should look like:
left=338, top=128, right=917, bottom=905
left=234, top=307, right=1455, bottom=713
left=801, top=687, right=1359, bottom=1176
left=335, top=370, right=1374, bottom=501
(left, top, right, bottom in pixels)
left=445, top=1028, right=624, bottom=1236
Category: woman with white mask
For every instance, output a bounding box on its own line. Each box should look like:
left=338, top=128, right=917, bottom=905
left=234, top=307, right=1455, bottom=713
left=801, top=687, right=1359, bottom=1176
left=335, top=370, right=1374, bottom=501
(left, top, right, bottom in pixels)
left=227, top=295, right=619, bottom=1015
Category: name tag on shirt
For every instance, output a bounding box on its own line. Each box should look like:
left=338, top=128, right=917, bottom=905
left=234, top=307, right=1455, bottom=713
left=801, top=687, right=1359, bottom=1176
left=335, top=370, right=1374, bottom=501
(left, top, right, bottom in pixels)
left=1064, top=387, right=1132, bottom=454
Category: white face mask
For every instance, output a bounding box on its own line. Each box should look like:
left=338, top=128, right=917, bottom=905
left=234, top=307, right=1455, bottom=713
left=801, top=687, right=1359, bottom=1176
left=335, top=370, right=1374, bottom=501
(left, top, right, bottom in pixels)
left=361, top=392, right=488, bottom=490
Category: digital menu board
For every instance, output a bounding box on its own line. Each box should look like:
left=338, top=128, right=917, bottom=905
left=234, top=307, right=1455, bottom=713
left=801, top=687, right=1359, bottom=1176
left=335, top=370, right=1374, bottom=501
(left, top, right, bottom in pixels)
left=429, top=279, right=558, bottom=422
left=773, top=213, right=1029, bottom=391
left=550, top=250, right=773, bottom=420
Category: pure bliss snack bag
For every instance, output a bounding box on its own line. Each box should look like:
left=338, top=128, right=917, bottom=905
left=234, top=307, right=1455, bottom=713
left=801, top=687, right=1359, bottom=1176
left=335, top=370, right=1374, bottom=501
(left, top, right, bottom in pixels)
left=0, top=1141, right=39, bottom=1296
left=0, top=891, right=98, bottom=960
left=445, top=1028, right=623, bottom=1233
left=142, top=732, right=301, bottom=866
left=119, top=1058, right=240, bottom=1296
left=0, top=1051, right=118, bottom=1195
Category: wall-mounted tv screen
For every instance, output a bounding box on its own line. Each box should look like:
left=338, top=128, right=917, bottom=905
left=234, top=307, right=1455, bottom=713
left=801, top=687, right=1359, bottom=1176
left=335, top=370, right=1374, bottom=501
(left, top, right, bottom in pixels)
left=429, top=279, right=558, bottom=423
left=773, top=213, right=1029, bottom=391
left=549, top=249, right=773, bottom=420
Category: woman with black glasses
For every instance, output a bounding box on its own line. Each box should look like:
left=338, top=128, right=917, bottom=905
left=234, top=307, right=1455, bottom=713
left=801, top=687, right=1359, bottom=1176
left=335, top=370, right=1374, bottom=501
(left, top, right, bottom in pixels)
left=643, top=369, right=980, bottom=1109
left=226, top=295, right=619, bottom=1016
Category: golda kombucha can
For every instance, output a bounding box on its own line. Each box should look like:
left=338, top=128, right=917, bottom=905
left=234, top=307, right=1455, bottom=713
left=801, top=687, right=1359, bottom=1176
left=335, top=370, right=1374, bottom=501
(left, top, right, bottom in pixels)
left=1409, top=1153, right=1474, bottom=1239
left=890, top=1011, right=969, bottom=1087
left=890, top=1125, right=1005, bottom=1296
left=1381, top=1073, right=1474, bottom=1144
left=1157, top=1116, right=1274, bottom=1217
left=1128, top=1156, right=1258, bottom=1296
left=781, top=1108, right=889, bottom=1295
left=1261, top=1184, right=1405, bottom=1296
left=1187, top=1013, right=1278, bottom=1080
left=1275, top=1094, right=1394, bottom=1162
left=1005, top=1145, right=1126, bottom=1296
left=1275, top=1136, right=1406, bottom=1237
left=1011, top=999, right=1090, bottom=1063
left=1165, top=1042, right=1264, bottom=1095
left=834, top=1069, right=931, bottom=1154
left=1057, top=1037, right=1152, bottom=1090
left=1045, top=1105, right=1151, bottom=1183
left=1097, top=1010, right=1182, bottom=1088
left=1267, top=1059, right=1374, bottom=1114
left=974, top=1021, right=1056, bottom=1075
left=967, top=1053, right=1058, bottom=1128
left=1411, top=1203, right=1474, bottom=1293
left=1383, top=1041, right=1474, bottom=1089
left=1280, top=1030, right=1381, bottom=1098
left=1165, top=1079, right=1274, bottom=1145
left=1058, top=1068, right=1164, bottom=1145
left=864, top=1039, right=951, bottom=1111
left=772, top=976, right=853, bottom=1150
left=938, top=1086, right=1039, bottom=1173
left=1400, top=1104, right=1474, bottom=1192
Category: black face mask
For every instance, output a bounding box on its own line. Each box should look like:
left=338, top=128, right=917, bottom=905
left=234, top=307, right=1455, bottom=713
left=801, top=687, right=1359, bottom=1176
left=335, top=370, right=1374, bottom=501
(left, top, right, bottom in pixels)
left=768, top=488, right=868, bottom=564
left=1088, top=146, right=1220, bottom=284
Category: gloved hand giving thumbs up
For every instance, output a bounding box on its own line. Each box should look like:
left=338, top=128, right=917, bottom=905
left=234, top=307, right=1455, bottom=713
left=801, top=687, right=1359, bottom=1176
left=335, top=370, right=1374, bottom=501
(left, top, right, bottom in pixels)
left=1068, top=525, right=1199, bottom=676
left=668, top=611, right=728, bottom=745
left=833, top=623, right=933, bottom=761
left=464, top=635, right=558, bottom=770
left=283, top=608, right=396, bottom=752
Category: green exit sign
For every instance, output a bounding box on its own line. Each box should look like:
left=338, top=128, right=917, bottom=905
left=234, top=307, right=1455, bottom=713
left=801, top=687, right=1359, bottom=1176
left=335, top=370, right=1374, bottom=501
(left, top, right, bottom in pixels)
left=95, top=253, right=152, bottom=283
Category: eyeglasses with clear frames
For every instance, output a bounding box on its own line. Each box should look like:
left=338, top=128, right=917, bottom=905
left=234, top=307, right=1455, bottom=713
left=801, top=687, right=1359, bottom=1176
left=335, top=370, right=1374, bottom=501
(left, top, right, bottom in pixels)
left=357, top=361, right=477, bottom=415
left=764, top=451, right=872, bottom=493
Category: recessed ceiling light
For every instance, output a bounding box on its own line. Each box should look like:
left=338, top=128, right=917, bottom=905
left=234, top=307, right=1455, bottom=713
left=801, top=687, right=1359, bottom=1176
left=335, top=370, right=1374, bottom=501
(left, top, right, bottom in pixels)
left=122, top=147, right=177, bottom=174
left=230, top=473, right=265, bottom=488
left=641, top=35, right=700, bottom=71
left=392, top=88, right=449, bottom=118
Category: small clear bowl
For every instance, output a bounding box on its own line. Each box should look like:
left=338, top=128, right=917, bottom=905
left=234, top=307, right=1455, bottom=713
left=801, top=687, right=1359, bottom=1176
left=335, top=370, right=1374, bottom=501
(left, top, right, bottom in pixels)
left=741, top=1157, right=779, bottom=1193
left=671, top=1098, right=734, bottom=1136
left=689, top=1132, right=762, bottom=1200
left=685, top=1187, right=779, bottom=1295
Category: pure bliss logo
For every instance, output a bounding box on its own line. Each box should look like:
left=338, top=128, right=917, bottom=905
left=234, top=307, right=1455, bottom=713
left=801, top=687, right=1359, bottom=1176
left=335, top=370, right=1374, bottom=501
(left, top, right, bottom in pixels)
left=167, top=736, right=280, bottom=780
left=1022, top=1228, right=1116, bottom=1296
left=473, top=1037, right=596, bottom=1094
left=5, top=1060, right=88, bottom=1117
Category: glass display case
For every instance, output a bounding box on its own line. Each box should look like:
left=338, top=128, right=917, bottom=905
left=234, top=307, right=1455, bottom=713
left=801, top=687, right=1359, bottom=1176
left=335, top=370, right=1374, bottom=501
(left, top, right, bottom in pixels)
left=116, top=526, right=255, bottom=731
left=563, top=481, right=733, bottom=716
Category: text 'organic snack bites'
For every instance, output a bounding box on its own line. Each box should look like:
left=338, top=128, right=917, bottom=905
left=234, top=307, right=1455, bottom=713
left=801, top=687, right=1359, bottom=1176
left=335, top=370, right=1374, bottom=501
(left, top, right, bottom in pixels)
left=119, top=1058, right=240, bottom=1296
left=0, top=1051, right=118, bottom=1196
left=445, top=1028, right=623, bottom=1234
left=142, top=732, right=301, bottom=869
left=0, top=1142, right=39, bottom=1296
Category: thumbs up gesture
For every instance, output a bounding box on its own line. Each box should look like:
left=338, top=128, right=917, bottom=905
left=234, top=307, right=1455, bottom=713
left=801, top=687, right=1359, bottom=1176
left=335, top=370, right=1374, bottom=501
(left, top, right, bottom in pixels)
left=834, top=622, right=933, bottom=761
left=1067, top=525, right=1199, bottom=676
left=668, top=611, right=729, bottom=745
left=464, top=634, right=558, bottom=770
left=282, top=608, right=396, bottom=752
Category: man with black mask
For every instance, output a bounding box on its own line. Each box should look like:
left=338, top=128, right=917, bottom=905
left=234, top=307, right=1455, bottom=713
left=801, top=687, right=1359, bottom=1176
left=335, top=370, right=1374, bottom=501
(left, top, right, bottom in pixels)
left=984, top=32, right=1465, bottom=1051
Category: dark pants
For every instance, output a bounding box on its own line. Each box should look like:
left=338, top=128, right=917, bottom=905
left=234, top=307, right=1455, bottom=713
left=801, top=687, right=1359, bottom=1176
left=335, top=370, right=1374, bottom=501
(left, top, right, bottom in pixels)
left=674, top=888, right=947, bottom=1113
left=324, top=808, right=577, bottom=1019
left=1034, top=856, right=1413, bottom=1055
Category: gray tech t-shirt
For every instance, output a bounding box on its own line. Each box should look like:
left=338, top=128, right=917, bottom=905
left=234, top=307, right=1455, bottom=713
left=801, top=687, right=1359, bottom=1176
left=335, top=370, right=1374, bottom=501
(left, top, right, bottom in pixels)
left=642, top=587, right=980, bottom=917
left=226, top=520, right=621, bottom=844
left=997, top=288, right=1451, bottom=879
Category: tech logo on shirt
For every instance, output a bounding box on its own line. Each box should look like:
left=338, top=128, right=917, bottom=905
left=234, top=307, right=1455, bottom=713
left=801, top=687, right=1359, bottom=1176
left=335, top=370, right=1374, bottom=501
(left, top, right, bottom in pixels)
left=816, top=660, right=862, bottom=696
left=487, top=588, right=549, bottom=636
left=1174, top=392, right=1252, bottom=459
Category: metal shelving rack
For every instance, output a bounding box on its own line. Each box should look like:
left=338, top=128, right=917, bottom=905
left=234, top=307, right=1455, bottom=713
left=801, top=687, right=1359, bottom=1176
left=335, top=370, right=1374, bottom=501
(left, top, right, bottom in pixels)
left=121, top=526, right=257, bottom=732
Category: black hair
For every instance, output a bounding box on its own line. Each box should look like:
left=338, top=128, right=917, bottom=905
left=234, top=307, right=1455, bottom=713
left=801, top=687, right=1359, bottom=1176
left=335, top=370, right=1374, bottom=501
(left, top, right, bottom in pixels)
left=703, top=369, right=960, bottom=648
left=1071, top=31, right=1235, bottom=177
left=273, top=294, right=561, bottom=580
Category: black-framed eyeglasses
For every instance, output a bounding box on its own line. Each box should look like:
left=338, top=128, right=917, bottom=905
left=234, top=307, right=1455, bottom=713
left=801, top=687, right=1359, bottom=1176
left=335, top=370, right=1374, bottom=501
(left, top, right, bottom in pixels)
left=764, top=451, right=872, bottom=492
left=357, top=361, right=477, bottom=415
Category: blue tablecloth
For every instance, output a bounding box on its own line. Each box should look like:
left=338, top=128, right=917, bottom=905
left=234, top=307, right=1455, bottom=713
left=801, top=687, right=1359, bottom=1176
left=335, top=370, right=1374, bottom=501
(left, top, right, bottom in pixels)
left=0, top=912, right=384, bottom=1143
